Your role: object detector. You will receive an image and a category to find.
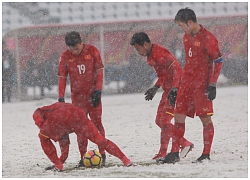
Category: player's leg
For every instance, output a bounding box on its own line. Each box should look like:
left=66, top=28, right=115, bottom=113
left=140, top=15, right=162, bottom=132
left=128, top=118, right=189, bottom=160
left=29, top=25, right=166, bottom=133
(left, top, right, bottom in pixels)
left=192, top=115, right=213, bottom=163
left=89, top=102, right=106, bottom=162
left=192, top=88, right=214, bottom=163
left=79, top=120, right=132, bottom=167
left=76, top=135, right=88, bottom=167
left=154, top=109, right=173, bottom=159
left=39, top=133, right=63, bottom=171
left=161, top=86, right=194, bottom=163
left=153, top=92, right=173, bottom=160
left=98, top=138, right=132, bottom=167
left=89, top=102, right=105, bottom=138
left=71, top=99, right=90, bottom=163
left=58, top=134, right=70, bottom=164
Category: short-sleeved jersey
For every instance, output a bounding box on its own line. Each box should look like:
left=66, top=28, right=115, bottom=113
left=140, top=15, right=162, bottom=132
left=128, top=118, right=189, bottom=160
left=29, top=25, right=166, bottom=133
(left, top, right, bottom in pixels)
left=181, top=25, right=222, bottom=88
left=58, top=44, right=104, bottom=96
left=147, top=44, right=182, bottom=91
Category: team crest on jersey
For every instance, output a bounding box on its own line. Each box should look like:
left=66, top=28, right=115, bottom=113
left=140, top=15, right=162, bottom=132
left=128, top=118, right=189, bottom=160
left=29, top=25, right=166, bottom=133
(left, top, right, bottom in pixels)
left=85, top=55, right=91, bottom=59
left=194, top=41, right=200, bottom=47
left=69, top=58, right=74, bottom=62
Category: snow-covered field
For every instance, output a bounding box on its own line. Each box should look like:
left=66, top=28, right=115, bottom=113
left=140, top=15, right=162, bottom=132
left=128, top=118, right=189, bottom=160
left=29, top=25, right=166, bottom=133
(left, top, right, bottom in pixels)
left=2, top=85, right=248, bottom=178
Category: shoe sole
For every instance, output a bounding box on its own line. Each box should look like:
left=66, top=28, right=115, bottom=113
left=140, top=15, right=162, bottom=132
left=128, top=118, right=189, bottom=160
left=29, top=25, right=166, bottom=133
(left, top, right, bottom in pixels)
left=157, top=157, right=180, bottom=164
left=180, top=144, right=194, bottom=158
left=192, top=158, right=210, bottom=163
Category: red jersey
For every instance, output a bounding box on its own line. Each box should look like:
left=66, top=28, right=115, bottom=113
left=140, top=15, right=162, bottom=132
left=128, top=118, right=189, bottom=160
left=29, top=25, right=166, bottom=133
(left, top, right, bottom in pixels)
left=147, top=44, right=182, bottom=91
left=58, top=44, right=104, bottom=96
left=181, top=25, right=222, bottom=88
left=35, top=102, right=93, bottom=142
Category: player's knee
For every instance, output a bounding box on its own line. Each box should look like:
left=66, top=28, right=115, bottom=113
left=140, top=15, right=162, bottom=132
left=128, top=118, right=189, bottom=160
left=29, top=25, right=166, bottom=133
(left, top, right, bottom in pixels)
left=200, top=115, right=212, bottom=126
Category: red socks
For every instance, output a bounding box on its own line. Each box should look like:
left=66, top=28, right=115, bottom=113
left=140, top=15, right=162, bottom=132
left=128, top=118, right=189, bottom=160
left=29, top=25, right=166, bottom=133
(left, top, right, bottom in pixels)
left=203, top=123, right=214, bottom=154
left=171, top=123, right=185, bottom=152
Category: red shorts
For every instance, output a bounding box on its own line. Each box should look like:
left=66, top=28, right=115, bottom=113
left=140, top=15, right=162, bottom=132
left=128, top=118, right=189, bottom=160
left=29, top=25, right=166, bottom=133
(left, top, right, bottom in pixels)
left=175, top=85, right=214, bottom=118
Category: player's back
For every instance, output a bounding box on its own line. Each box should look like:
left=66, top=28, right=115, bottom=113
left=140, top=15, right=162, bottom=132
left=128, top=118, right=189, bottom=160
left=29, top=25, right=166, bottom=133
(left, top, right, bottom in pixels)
left=41, top=103, right=86, bottom=126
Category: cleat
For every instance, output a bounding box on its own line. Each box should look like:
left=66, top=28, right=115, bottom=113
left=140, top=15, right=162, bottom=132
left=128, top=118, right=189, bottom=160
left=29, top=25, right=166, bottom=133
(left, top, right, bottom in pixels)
left=192, top=154, right=210, bottom=163
left=75, top=159, right=84, bottom=168
left=180, top=143, right=194, bottom=158
left=101, top=154, right=106, bottom=166
left=126, top=162, right=134, bottom=167
left=45, top=165, right=55, bottom=171
left=51, top=167, right=64, bottom=172
left=158, top=152, right=180, bottom=164
left=121, top=156, right=133, bottom=167
left=152, top=152, right=167, bottom=160
left=124, top=160, right=133, bottom=167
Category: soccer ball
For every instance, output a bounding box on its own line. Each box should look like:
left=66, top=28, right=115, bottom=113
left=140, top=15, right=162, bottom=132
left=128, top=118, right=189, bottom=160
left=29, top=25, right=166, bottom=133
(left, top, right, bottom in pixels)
left=83, top=150, right=103, bottom=168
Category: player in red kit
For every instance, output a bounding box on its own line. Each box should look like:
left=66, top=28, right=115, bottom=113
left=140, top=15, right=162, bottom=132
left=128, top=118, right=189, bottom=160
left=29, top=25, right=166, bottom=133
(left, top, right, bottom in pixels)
left=130, top=32, right=193, bottom=161
left=57, top=31, right=106, bottom=165
left=162, top=8, right=223, bottom=164
left=33, top=102, right=132, bottom=171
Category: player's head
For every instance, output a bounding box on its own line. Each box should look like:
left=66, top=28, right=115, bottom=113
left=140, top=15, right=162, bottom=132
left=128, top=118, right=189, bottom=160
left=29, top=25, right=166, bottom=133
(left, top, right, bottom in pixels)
left=175, top=7, right=197, bottom=24
left=174, top=8, right=197, bottom=34
left=65, top=31, right=83, bottom=55
left=33, top=109, right=45, bottom=129
left=130, top=32, right=152, bottom=57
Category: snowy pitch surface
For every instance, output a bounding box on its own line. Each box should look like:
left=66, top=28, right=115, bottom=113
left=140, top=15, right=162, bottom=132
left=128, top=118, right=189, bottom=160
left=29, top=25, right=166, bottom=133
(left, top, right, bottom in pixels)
left=2, top=85, right=248, bottom=178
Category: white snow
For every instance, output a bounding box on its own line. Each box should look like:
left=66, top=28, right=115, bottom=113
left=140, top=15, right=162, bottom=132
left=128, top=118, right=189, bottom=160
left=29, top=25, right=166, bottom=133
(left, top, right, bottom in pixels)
left=2, top=85, right=248, bottom=178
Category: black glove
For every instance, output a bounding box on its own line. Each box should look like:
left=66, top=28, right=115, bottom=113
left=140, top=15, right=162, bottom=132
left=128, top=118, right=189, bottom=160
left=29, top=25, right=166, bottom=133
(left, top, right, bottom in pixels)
left=167, top=87, right=178, bottom=106
left=58, top=97, right=65, bottom=102
left=91, top=90, right=102, bottom=107
left=206, top=84, right=216, bottom=101
left=144, top=85, right=159, bottom=101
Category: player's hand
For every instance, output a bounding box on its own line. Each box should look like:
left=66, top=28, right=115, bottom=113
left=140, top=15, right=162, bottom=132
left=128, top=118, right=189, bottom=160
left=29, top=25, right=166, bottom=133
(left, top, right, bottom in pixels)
left=58, top=97, right=65, bottom=102
left=91, top=90, right=102, bottom=107
left=167, top=87, right=178, bottom=106
left=144, top=85, right=159, bottom=101
left=206, top=84, right=216, bottom=101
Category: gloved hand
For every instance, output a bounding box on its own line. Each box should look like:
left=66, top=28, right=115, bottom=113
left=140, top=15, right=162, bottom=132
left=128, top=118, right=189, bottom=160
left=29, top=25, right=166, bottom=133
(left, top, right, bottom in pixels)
left=58, top=97, right=65, bottom=102
left=206, top=84, right=216, bottom=101
left=167, top=87, right=178, bottom=106
left=91, top=90, right=102, bottom=107
left=144, top=85, right=159, bottom=101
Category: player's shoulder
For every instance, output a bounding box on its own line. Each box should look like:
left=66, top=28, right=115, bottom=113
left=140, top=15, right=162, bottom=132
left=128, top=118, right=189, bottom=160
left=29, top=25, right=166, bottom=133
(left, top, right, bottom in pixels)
left=84, top=44, right=98, bottom=51
left=201, top=26, right=217, bottom=40
left=152, top=43, right=169, bottom=54
left=60, top=50, right=73, bottom=62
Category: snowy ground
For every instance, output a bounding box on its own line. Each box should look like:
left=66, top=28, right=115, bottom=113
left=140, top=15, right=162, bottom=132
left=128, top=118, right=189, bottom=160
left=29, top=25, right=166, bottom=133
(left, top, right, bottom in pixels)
left=2, top=85, right=248, bottom=178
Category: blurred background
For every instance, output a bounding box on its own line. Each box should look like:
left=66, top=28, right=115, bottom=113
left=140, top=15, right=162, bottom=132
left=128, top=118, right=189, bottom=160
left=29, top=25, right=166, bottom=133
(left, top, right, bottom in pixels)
left=2, top=2, right=248, bottom=101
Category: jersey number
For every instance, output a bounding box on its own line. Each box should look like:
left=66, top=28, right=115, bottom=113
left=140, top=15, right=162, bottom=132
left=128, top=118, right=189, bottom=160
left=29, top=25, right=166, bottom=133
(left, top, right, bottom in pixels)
left=77, top=64, right=86, bottom=74
left=188, top=47, right=192, bottom=57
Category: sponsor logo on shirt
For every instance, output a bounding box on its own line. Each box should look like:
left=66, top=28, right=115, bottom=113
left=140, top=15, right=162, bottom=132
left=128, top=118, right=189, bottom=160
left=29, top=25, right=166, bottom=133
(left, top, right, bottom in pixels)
left=69, top=58, right=74, bottom=62
left=203, top=108, right=208, bottom=111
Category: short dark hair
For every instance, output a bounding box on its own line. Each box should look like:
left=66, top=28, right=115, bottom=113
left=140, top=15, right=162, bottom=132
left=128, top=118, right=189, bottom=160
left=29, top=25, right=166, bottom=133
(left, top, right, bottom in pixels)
left=175, top=7, right=197, bottom=23
left=65, top=31, right=82, bottom=46
left=130, top=32, right=151, bottom=46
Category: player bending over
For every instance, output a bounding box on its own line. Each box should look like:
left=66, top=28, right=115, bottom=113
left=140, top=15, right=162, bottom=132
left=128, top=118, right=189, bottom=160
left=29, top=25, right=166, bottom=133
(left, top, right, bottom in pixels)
left=33, top=102, right=132, bottom=171
left=130, top=32, right=193, bottom=161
